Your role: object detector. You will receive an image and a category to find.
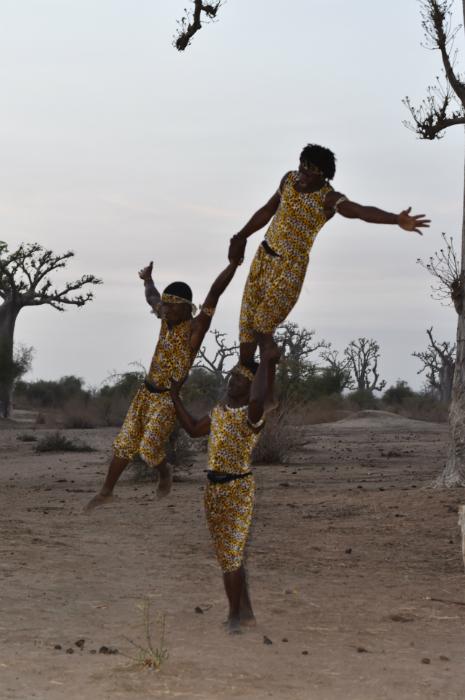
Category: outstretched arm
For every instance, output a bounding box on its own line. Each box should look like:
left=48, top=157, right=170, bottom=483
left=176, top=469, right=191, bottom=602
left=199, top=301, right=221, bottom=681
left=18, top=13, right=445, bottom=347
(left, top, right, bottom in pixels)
left=228, top=174, right=288, bottom=262
left=169, top=381, right=211, bottom=437
left=138, top=261, right=162, bottom=315
left=326, top=192, right=430, bottom=235
left=248, top=344, right=281, bottom=426
left=190, top=260, right=240, bottom=353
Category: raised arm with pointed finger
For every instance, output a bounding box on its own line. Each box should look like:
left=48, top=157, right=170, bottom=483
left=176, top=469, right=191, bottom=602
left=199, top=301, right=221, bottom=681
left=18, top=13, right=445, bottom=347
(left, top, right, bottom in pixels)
left=138, top=261, right=162, bottom=315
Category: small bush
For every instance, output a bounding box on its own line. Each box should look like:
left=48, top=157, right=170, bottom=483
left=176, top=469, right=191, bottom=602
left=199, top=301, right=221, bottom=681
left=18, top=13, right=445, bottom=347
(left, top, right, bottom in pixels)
left=383, top=380, right=415, bottom=405
left=35, top=431, right=95, bottom=453
left=387, top=395, right=448, bottom=423
left=16, top=432, right=37, bottom=442
left=346, top=389, right=379, bottom=410
left=252, top=407, right=293, bottom=465
left=63, top=414, right=97, bottom=429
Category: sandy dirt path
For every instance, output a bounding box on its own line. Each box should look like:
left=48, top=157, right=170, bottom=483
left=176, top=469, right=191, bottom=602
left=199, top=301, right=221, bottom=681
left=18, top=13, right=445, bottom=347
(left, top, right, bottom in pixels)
left=1, top=412, right=464, bottom=700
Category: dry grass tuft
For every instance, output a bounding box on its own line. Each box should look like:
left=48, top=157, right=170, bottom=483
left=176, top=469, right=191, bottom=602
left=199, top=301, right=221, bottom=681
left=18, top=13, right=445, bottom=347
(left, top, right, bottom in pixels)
left=123, top=600, right=169, bottom=671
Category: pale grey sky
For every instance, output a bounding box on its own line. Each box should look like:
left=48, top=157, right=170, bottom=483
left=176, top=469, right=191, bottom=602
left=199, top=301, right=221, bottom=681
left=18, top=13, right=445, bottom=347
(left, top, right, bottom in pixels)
left=3, top=0, right=463, bottom=390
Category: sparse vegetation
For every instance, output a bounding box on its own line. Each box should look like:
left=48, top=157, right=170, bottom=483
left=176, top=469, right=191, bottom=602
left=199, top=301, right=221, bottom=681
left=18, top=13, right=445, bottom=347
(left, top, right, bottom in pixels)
left=123, top=600, right=169, bottom=671
left=16, top=432, right=37, bottom=442
left=35, top=432, right=95, bottom=453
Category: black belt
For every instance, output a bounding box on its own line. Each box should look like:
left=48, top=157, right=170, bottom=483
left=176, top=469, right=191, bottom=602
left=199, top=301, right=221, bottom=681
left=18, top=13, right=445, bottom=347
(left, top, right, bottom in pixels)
left=143, top=379, right=169, bottom=394
left=207, top=470, right=252, bottom=484
left=261, top=240, right=280, bottom=257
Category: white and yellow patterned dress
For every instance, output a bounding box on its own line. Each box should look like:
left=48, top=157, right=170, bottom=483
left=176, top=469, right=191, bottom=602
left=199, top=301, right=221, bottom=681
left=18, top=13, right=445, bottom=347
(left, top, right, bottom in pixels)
left=113, top=312, right=213, bottom=467
left=205, top=404, right=262, bottom=572
left=239, top=171, right=332, bottom=342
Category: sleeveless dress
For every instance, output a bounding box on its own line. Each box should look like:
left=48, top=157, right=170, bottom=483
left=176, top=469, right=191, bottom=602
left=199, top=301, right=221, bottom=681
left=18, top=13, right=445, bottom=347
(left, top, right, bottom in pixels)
left=205, top=404, right=262, bottom=572
left=239, top=171, right=332, bottom=342
left=113, top=311, right=213, bottom=467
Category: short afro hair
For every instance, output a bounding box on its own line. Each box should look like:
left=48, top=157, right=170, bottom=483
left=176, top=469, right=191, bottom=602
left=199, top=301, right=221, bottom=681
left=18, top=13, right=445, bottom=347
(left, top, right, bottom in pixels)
left=163, top=281, right=193, bottom=302
left=300, top=144, right=336, bottom=181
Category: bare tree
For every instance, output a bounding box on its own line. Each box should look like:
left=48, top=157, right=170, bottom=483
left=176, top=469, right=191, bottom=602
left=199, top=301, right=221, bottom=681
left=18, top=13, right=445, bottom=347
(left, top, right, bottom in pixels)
left=413, top=327, right=456, bottom=401
left=320, top=348, right=354, bottom=391
left=275, top=321, right=330, bottom=385
left=344, top=338, right=386, bottom=393
left=174, top=1, right=223, bottom=51
left=195, top=328, right=239, bottom=379
left=0, top=243, right=101, bottom=418
left=404, top=0, right=465, bottom=485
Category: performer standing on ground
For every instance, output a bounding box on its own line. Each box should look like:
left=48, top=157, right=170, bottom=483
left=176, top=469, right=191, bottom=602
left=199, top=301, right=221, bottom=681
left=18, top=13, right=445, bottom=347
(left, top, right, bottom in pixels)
left=169, top=341, right=280, bottom=634
left=85, top=256, right=242, bottom=511
left=229, top=143, right=431, bottom=369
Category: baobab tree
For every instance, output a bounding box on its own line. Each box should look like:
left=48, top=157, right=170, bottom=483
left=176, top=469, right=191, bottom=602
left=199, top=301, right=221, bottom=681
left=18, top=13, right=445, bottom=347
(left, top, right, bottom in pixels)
left=0, top=243, right=101, bottom=418
left=413, top=327, right=456, bottom=401
left=404, top=0, right=465, bottom=485
left=344, top=337, right=386, bottom=393
left=174, top=1, right=223, bottom=51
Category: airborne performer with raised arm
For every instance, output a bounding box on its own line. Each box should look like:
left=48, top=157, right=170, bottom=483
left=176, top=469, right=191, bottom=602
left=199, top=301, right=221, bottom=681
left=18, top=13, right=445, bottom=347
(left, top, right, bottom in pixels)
left=85, top=255, right=242, bottom=511
left=229, top=144, right=431, bottom=369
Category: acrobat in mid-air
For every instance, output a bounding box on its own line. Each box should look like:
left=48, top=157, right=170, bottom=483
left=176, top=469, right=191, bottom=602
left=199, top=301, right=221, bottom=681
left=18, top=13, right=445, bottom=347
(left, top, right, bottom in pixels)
left=229, top=143, right=431, bottom=370
left=85, top=254, right=242, bottom=511
left=170, top=340, right=280, bottom=634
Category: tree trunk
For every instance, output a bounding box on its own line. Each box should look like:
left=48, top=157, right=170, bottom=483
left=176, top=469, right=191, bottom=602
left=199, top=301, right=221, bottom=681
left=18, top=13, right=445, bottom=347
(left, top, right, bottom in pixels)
left=0, top=302, right=18, bottom=418
left=438, top=123, right=465, bottom=486
left=439, top=360, right=455, bottom=403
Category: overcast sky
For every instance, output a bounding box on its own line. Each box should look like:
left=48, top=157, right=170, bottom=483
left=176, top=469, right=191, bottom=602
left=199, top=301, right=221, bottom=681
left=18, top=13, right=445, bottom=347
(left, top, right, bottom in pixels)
left=2, top=0, right=464, bottom=390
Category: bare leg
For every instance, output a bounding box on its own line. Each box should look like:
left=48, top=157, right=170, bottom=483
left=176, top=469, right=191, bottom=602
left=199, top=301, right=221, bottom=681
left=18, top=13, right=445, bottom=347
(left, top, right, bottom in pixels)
left=156, top=459, right=172, bottom=498
left=84, top=454, right=129, bottom=512
left=239, top=567, right=256, bottom=627
left=256, top=332, right=281, bottom=410
left=239, top=341, right=258, bottom=370
left=223, top=565, right=246, bottom=634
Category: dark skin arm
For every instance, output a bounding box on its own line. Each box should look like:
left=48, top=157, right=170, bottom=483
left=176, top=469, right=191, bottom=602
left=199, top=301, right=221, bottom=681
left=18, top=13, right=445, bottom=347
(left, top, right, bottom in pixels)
left=138, top=261, right=162, bottom=315
left=325, top=191, right=431, bottom=235
left=169, top=381, right=211, bottom=437
left=228, top=173, right=290, bottom=262
left=190, top=259, right=240, bottom=354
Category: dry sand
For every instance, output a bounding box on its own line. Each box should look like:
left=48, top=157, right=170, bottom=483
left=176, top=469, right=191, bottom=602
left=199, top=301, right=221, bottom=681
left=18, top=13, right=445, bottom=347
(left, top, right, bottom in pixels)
left=1, top=410, right=465, bottom=700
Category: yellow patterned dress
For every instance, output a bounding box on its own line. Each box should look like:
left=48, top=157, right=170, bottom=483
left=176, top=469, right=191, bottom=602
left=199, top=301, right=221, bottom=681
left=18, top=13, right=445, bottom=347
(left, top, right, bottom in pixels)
left=113, top=315, right=209, bottom=467
left=205, top=404, right=263, bottom=572
left=239, top=171, right=333, bottom=342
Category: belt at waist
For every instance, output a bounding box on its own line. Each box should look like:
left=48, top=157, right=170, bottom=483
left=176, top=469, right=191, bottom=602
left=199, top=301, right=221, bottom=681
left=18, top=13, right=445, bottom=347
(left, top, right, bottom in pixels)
left=207, top=470, right=253, bottom=484
left=261, top=240, right=280, bottom=257
left=143, top=379, right=170, bottom=394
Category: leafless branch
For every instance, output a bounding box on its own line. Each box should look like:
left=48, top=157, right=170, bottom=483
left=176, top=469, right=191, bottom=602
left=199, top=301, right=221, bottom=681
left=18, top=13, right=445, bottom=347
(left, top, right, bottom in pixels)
left=194, top=328, right=238, bottom=377
left=174, top=1, right=223, bottom=51
left=404, top=0, right=465, bottom=139
left=417, top=232, right=464, bottom=313
left=0, top=243, right=101, bottom=312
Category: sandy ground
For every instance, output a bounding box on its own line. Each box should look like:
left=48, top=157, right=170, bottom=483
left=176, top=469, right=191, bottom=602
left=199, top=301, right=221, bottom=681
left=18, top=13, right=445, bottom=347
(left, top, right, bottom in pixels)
left=1, top=410, right=465, bottom=700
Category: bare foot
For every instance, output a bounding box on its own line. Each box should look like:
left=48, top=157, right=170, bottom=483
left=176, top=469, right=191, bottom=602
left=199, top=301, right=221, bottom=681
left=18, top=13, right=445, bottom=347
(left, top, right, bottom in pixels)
left=84, top=492, right=114, bottom=513
left=240, top=613, right=257, bottom=628
left=225, top=617, right=242, bottom=635
left=157, top=463, right=172, bottom=499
